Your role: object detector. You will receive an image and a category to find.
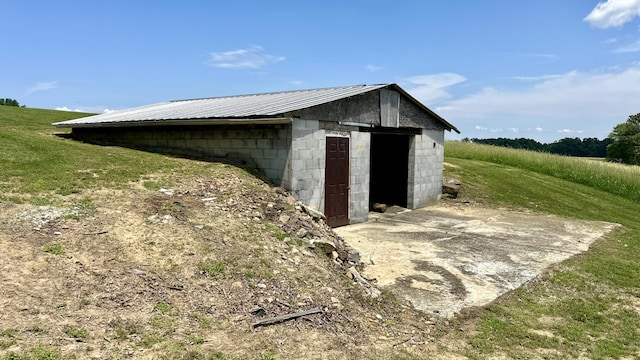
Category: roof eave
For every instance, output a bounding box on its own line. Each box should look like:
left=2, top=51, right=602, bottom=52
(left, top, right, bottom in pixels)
left=53, top=117, right=293, bottom=128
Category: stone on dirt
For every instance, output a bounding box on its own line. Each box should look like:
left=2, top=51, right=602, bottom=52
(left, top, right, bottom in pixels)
left=372, top=203, right=387, bottom=213
left=442, top=178, right=462, bottom=198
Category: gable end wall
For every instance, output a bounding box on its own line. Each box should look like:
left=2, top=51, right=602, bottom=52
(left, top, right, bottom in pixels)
left=399, top=98, right=447, bottom=130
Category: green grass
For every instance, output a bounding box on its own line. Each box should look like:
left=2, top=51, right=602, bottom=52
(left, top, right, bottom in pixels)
left=446, top=140, right=640, bottom=203
left=42, top=243, right=64, bottom=255
left=0, top=106, right=184, bottom=203
left=63, top=326, right=88, bottom=340
left=444, top=141, right=640, bottom=359
left=198, top=259, right=225, bottom=276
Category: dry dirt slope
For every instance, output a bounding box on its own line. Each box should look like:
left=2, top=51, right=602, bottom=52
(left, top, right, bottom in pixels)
left=0, top=163, right=440, bottom=360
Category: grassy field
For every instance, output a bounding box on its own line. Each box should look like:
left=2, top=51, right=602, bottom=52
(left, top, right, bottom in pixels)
left=446, top=141, right=640, bottom=203
left=443, top=141, right=640, bottom=359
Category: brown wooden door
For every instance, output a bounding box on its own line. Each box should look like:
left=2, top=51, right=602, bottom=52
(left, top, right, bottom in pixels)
left=325, top=137, right=349, bottom=227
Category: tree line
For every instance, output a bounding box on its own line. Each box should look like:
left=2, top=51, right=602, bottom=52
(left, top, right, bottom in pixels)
left=0, top=98, right=23, bottom=107
left=463, top=137, right=613, bottom=157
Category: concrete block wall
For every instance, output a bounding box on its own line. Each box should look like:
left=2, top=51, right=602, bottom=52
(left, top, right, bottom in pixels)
left=72, top=125, right=292, bottom=187
left=290, top=119, right=326, bottom=212
left=407, top=129, right=445, bottom=209
left=349, top=131, right=371, bottom=223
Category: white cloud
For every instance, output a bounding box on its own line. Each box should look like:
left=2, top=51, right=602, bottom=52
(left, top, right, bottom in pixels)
left=509, top=128, right=519, bottom=133
left=475, top=125, right=488, bottom=130
left=55, top=106, right=83, bottom=112
left=584, top=0, right=640, bottom=28
left=290, top=80, right=303, bottom=85
left=605, top=37, right=619, bottom=44
left=615, top=39, right=640, bottom=52
left=434, top=63, right=640, bottom=141
left=25, top=81, right=57, bottom=94
left=535, top=127, right=544, bottom=132
left=365, top=64, right=382, bottom=72
left=55, top=106, right=114, bottom=114
left=207, top=46, right=285, bottom=69
left=512, top=72, right=576, bottom=82
left=558, top=129, right=584, bottom=134
left=404, top=73, right=466, bottom=104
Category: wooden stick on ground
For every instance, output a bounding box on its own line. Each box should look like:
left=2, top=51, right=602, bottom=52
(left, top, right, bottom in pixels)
left=252, top=308, right=323, bottom=328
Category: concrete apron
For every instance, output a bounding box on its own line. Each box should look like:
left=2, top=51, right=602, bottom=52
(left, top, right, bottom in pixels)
left=334, top=204, right=619, bottom=318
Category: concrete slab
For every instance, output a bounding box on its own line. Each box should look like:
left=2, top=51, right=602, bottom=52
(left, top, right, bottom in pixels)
left=334, top=204, right=619, bottom=318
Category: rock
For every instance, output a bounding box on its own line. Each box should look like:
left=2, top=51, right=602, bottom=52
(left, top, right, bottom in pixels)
left=256, top=283, right=267, bottom=289
left=310, top=239, right=337, bottom=255
left=331, top=251, right=339, bottom=260
left=159, top=188, right=174, bottom=196
left=53, top=231, right=62, bottom=236
left=279, top=214, right=290, bottom=224
left=372, top=203, right=387, bottom=213
left=345, top=246, right=361, bottom=264
left=330, top=297, right=340, bottom=304
left=345, top=266, right=361, bottom=281
left=368, top=287, right=382, bottom=299
left=295, top=228, right=309, bottom=238
left=299, top=203, right=326, bottom=220
left=443, top=178, right=461, bottom=198
left=194, top=224, right=204, bottom=230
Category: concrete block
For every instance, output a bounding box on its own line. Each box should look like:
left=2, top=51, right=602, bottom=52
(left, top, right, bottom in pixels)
left=251, top=148, right=264, bottom=159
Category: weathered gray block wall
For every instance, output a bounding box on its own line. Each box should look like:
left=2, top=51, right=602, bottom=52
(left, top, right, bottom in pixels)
left=349, top=131, right=371, bottom=223
left=289, top=119, right=371, bottom=224
left=290, top=119, right=325, bottom=212
left=72, top=125, right=292, bottom=188
left=407, top=129, right=445, bottom=209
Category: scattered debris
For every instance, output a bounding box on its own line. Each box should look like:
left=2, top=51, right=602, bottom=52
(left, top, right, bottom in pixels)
left=252, top=308, right=323, bottom=328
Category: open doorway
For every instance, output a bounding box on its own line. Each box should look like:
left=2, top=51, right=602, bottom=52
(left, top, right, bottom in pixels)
left=369, top=133, right=410, bottom=208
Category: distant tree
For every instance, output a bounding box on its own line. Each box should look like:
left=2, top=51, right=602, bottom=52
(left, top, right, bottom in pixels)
left=606, top=113, right=640, bottom=165
left=0, top=98, right=20, bottom=107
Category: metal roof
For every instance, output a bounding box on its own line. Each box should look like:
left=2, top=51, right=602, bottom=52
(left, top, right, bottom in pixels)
left=53, top=83, right=459, bottom=133
left=54, top=84, right=389, bottom=127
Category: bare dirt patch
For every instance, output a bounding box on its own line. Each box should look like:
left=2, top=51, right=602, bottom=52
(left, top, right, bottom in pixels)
left=0, top=172, right=440, bottom=359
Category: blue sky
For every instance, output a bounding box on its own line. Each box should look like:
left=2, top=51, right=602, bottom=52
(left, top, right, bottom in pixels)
left=2, top=0, right=640, bottom=142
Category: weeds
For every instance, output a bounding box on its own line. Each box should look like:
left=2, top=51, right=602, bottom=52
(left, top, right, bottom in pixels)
left=198, top=260, right=225, bottom=276
left=154, top=302, right=173, bottom=315
left=42, top=243, right=64, bottom=255
left=64, top=326, right=88, bottom=339
left=108, top=319, right=141, bottom=341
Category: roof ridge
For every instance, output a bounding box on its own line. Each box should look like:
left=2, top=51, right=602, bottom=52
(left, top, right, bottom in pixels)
left=170, top=84, right=390, bottom=103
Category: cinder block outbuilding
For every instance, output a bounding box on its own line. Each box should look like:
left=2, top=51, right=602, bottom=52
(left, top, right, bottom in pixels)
left=54, top=84, right=459, bottom=227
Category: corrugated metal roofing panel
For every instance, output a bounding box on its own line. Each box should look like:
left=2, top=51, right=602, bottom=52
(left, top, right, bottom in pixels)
left=54, top=84, right=390, bottom=127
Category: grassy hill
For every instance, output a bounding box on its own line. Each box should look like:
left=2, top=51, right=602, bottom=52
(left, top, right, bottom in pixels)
left=1, top=106, right=639, bottom=359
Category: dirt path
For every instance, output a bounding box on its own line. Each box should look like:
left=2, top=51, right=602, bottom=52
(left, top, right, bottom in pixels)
left=334, top=203, right=619, bottom=318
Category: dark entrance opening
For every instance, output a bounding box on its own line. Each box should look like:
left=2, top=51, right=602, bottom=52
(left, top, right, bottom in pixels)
left=369, top=133, right=410, bottom=208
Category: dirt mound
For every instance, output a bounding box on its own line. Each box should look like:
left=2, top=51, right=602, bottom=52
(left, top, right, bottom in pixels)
left=0, top=167, right=438, bottom=359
